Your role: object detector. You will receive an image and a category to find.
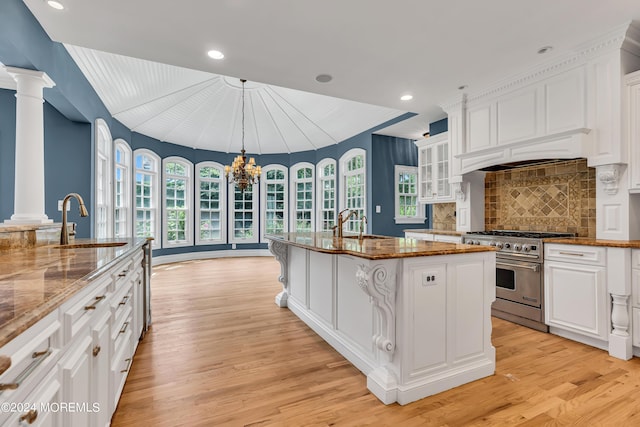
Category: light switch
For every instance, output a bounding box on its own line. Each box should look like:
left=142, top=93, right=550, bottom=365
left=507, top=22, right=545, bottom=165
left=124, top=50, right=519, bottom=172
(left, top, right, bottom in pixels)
left=58, top=200, right=70, bottom=211
left=375, top=205, right=381, bottom=213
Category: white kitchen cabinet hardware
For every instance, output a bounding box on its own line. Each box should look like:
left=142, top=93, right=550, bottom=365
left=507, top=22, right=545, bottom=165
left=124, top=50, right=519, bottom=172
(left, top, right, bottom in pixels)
left=415, top=132, right=454, bottom=203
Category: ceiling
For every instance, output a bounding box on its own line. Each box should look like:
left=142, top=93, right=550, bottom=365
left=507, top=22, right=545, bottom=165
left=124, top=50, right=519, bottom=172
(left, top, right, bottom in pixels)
left=20, top=0, right=640, bottom=151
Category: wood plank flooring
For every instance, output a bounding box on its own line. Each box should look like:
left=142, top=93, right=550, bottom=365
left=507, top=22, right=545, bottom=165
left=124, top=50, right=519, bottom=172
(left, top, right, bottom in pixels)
left=111, top=257, right=640, bottom=426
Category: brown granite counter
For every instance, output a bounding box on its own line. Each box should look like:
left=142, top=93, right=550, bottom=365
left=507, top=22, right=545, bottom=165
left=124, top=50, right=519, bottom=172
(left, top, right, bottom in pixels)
left=0, top=238, right=146, bottom=348
left=543, top=237, right=640, bottom=248
left=403, top=229, right=465, bottom=236
left=266, top=232, right=494, bottom=260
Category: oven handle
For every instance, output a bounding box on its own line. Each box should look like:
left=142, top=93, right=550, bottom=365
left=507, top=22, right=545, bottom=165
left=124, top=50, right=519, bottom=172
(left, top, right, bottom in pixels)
left=502, top=252, right=538, bottom=259
left=496, top=261, right=539, bottom=272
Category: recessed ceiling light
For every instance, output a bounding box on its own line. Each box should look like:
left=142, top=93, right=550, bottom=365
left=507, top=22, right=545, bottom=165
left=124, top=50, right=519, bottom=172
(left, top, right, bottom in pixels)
left=46, top=0, right=64, bottom=10
left=537, top=46, right=553, bottom=55
left=315, top=74, right=333, bottom=83
left=400, top=94, right=413, bottom=101
left=207, top=50, right=225, bottom=60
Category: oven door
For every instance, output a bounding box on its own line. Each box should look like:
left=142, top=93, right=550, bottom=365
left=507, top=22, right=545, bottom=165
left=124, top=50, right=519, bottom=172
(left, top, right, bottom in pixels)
left=495, top=258, right=542, bottom=308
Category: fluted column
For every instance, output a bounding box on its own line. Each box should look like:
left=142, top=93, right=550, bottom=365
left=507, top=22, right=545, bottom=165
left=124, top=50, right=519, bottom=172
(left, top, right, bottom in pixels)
left=3, top=67, right=55, bottom=224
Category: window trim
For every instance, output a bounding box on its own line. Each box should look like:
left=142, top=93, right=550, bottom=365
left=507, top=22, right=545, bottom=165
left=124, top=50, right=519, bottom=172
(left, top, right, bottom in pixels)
left=162, top=156, right=194, bottom=248
left=316, top=158, right=337, bottom=231
left=290, top=162, right=315, bottom=233
left=94, top=118, right=113, bottom=238
left=394, top=165, right=426, bottom=224
left=260, top=164, right=288, bottom=242
left=114, top=139, right=132, bottom=238
left=133, top=149, right=162, bottom=249
left=228, top=182, right=259, bottom=244
left=195, top=161, right=227, bottom=246
left=339, top=148, right=367, bottom=233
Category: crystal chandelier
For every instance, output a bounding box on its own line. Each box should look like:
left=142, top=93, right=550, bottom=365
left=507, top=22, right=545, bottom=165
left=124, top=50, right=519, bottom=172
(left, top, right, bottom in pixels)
left=224, top=79, right=261, bottom=192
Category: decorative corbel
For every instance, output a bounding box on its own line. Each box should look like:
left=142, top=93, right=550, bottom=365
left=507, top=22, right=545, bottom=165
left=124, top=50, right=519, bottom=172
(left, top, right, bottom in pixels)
left=268, top=239, right=289, bottom=307
left=597, top=164, right=621, bottom=195
left=356, top=263, right=397, bottom=356
left=453, top=182, right=466, bottom=201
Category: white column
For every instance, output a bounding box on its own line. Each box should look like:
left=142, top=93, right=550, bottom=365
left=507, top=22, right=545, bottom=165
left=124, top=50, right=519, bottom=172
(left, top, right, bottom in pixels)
left=3, top=67, right=55, bottom=224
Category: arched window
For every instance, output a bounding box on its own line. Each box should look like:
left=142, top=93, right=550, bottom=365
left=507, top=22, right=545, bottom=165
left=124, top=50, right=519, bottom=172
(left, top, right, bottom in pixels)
left=196, top=162, right=226, bottom=245
left=261, top=165, right=288, bottom=241
left=339, top=148, right=366, bottom=233
left=133, top=149, right=161, bottom=248
left=95, top=119, right=112, bottom=238
left=114, top=139, right=132, bottom=238
left=290, top=162, right=314, bottom=232
left=163, top=157, right=194, bottom=248
left=316, top=158, right=336, bottom=231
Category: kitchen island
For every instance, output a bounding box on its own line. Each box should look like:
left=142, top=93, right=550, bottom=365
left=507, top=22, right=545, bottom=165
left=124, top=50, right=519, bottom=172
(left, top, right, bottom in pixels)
left=266, top=232, right=496, bottom=405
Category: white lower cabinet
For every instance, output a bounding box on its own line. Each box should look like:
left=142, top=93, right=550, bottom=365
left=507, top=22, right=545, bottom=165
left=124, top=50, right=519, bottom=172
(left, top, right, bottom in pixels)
left=404, top=232, right=462, bottom=243
left=0, top=244, right=147, bottom=426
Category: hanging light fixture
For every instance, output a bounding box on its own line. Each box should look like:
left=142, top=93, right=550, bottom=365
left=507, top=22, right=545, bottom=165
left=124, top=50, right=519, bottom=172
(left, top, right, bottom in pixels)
left=224, top=79, right=261, bottom=192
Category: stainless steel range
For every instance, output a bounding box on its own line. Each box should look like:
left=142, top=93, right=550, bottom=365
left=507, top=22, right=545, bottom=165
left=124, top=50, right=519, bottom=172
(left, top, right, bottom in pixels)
left=463, top=230, right=574, bottom=332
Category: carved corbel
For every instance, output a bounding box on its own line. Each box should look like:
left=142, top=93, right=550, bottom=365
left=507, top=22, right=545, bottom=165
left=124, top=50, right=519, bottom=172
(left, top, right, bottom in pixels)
left=453, top=182, right=466, bottom=201
left=268, top=239, right=289, bottom=307
left=356, top=263, right=397, bottom=356
left=597, top=164, right=621, bottom=195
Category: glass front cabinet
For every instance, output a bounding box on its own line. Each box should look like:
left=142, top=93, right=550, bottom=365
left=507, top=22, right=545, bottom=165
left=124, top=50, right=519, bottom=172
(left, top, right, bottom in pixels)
left=415, top=132, right=454, bottom=203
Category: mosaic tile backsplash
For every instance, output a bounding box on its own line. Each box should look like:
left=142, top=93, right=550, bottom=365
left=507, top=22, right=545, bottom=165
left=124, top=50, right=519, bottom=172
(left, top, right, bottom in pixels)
left=432, top=203, right=457, bottom=231
left=485, top=159, right=596, bottom=237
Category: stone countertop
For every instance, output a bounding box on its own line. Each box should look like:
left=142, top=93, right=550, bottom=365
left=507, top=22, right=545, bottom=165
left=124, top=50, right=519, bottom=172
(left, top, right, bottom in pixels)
left=543, top=237, right=640, bottom=248
left=0, top=238, right=147, bottom=349
left=403, top=229, right=464, bottom=236
left=266, top=232, right=494, bottom=260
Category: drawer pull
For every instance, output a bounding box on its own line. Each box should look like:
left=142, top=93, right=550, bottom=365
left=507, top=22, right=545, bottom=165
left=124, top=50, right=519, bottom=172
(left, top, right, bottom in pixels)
left=120, top=358, right=132, bottom=373
left=119, top=322, right=129, bottom=335
left=558, top=251, right=585, bottom=257
left=119, top=295, right=129, bottom=306
left=118, top=268, right=130, bottom=277
left=84, top=295, right=106, bottom=310
left=19, top=409, right=38, bottom=424
left=92, top=345, right=101, bottom=357
left=0, top=355, right=10, bottom=376
left=0, top=349, right=51, bottom=392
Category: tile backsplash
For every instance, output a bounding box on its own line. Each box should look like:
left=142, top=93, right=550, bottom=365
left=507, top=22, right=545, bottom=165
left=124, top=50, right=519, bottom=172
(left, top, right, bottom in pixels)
left=432, top=203, right=457, bottom=231
left=485, top=159, right=596, bottom=237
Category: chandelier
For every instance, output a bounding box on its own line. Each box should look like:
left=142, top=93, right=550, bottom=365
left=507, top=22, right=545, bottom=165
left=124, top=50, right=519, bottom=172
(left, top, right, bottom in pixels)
left=224, top=79, right=261, bottom=192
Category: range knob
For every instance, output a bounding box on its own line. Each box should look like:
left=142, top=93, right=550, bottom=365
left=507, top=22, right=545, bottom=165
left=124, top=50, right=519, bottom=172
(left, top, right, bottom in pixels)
left=495, top=242, right=504, bottom=249
left=522, top=244, right=531, bottom=253
left=513, top=243, right=522, bottom=251
left=503, top=243, right=511, bottom=249
left=489, top=241, right=497, bottom=247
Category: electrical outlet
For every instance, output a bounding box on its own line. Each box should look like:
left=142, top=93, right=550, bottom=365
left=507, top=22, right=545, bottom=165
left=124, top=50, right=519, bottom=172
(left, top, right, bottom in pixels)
left=232, top=243, right=237, bottom=250
left=57, top=200, right=70, bottom=212
left=422, top=272, right=437, bottom=286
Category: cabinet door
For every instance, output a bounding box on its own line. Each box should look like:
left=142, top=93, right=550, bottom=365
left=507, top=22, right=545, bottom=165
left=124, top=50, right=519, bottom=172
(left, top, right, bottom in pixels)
left=435, top=142, right=451, bottom=199
left=629, top=78, right=640, bottom=190
left=91, top=311, right=111, bottom=427
left=418, top=145, right=434, bottom=202
left=60, top=335, right=93, bottom=427
left=3, top=370, right=61, bottom=427
left=545, top=261, right=608, bottom=340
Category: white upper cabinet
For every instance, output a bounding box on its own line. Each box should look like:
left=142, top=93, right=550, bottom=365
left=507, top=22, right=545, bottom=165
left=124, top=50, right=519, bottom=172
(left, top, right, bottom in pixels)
left=627, top=70, right=640, bottom=191
left=416, top=132, right=453, bottom=203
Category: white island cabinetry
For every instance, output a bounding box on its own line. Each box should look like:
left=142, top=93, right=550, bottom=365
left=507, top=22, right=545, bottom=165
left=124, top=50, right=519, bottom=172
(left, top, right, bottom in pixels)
left=268, top=233, right=495, bottom=405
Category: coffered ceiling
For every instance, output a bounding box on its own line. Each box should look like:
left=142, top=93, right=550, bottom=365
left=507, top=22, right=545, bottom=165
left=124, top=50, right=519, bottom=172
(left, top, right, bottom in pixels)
left=20, top=0, right=640, bottom=151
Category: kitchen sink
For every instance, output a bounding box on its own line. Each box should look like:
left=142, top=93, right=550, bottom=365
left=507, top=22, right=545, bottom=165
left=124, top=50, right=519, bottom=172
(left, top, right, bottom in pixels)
left=52, top=242, right=128, bottom=249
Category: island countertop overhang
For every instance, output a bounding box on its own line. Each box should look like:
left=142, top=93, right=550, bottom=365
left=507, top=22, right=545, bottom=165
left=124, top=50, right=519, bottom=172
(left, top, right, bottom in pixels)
left=266, top=232, right=495, bottom=260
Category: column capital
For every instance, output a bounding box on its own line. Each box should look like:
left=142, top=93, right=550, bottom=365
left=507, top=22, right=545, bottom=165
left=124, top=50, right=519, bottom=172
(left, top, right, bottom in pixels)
left=4, top=66, right=55, bottom=89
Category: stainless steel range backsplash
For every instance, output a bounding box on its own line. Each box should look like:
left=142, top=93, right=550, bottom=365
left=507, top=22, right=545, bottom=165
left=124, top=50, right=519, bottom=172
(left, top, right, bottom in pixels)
left=484, top=158, right=596, bottom=237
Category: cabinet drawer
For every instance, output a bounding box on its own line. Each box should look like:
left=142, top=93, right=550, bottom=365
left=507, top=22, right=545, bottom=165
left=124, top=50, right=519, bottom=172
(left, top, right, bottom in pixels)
left=112, top=308, right=133, bottom=358
left=0, top=368, right=61, bottom=427
left=110, top=280, right=134, bottom=321
left=545, top=244, right=606, bottom=266
left=0, top=311, right=60, bottom=402
left=61, top=276, right=112, bottom=343
left=634, top=308, right=640, bottom=347
left=433, top=235, right=462, bottom=243
left=110, top=331, right=133, bottom=410
left=405, top=232, right=433, bottom=241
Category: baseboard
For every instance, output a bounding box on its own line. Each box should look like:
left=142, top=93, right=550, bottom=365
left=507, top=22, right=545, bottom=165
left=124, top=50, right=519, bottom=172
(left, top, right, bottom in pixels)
left=152, top=249, right=272, bottom=266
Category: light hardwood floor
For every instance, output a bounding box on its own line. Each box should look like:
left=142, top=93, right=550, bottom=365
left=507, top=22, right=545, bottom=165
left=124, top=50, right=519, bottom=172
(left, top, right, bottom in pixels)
left=111, top=257, right=640, bottom=426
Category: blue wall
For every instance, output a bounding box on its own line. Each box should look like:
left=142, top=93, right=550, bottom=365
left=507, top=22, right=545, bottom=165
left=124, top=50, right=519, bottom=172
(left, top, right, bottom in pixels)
left=430, top=118, right=448, bottom=136
left=0, top=0, right=424, bottom=255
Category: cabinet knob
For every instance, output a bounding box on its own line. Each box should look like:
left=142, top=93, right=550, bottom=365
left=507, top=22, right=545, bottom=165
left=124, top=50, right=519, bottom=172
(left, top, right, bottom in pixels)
left=19, top=409, right=38, bottom=424
left=92, top=345, right=101, bottom=357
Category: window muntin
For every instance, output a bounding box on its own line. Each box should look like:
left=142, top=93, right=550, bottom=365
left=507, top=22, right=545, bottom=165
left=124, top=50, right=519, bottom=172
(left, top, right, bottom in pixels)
left=261, top=165, right=288, bottom=241
left=291, top=163, right=314, bottom=233
left=95, top=119, right=112, bottom=238
left=196, top=162, right=226, bottom=245
left=394, top=165, right=424, bottom=224
left=317, top=159, right=336, bottom=231
left=114, top=140, right=132, bottom=238
left=163, top=158, right=193, bottom=247
left=134, top=149, right=161, bottom=248
left=229, top=183, right=258, bottom=243
left=340, top=149, right=366, bottom=233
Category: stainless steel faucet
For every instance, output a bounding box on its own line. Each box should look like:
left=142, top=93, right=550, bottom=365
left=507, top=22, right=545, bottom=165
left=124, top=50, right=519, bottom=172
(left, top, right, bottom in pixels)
left=60, top=193, right=89, bottom=245
left=335, top=208, right=358, bottom=238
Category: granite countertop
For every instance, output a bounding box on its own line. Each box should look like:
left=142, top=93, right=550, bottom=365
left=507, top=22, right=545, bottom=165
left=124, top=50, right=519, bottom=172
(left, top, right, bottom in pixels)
left=266, top=232, right=494, bottom=260
left=0, top=238, right=146, bottom=349
left=403, top=229, right=464, bottom=236
left=543, top=237, right=640, bottom=248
